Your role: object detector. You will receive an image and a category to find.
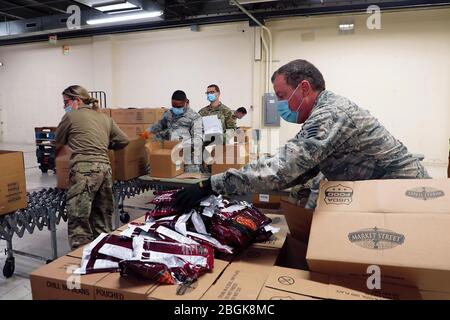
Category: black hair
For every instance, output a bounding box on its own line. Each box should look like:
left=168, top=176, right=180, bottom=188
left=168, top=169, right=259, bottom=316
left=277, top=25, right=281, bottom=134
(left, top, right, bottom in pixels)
left=236, top=107, right=247, bottom=114
left=172, top=90, right=187, bottom=101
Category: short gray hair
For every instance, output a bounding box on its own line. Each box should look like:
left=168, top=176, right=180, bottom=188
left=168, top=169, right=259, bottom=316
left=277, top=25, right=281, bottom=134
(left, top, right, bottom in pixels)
left=271, top=59, right=326, bottom=92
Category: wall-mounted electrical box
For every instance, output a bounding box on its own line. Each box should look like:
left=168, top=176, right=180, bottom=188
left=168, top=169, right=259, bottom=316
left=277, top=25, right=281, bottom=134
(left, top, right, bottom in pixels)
left=263, top=92, right=280, bottom=127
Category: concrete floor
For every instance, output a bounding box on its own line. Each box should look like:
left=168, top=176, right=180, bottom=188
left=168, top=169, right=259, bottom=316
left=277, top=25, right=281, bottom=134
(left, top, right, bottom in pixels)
left=0, top=143, right=150, bottom=300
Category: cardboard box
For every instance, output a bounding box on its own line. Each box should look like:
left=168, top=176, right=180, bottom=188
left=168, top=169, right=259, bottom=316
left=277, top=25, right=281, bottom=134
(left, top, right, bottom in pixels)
left=66, top=245, right=86, bottom=259
left=176, top=172, right=207, bottom=180
left=307, top=179, right=450, bottom=293
left=0, top=150, right=27, bottom=215
left=257, top=286, right=320, bottom=300
left=30, top=256, right=110, bottom=300
left=420, top=289, right=450, bottom=300
left=280, top=198, right=314, bottom=244
left=148, top=259, right=230, bottom=300
left=147, top=140, right=184, bottom=178
left=55, top=146, right=72, bottom=189
left=234, top=127, right=252, bottom=143
left=94, top=272, right=157, bottom=300
left=252, top=193, right=282, bottom=209
left=118, top=123, right=152, bottom=138
left=202, top=246, right=281, bottom=300
left=114, top=138, right=149, bottom=180
left=55, top=147, right=116, bottom=189
left=99, top=108, right=112, bottom=117
left=211, top=163, right=247, bottom=175
left=259, top=266, right=421, bottom=300
left=111, top=108, right=166, bottom=124
left=209, top=143, right=250, bottom=165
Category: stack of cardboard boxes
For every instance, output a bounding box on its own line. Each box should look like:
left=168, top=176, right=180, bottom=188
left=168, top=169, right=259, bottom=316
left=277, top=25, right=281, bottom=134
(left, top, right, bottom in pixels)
left=0, top=150, right=27, bottom=215
left=110, top=108, right=166, bottom=138
left=208, top=142, right=250, bottom=175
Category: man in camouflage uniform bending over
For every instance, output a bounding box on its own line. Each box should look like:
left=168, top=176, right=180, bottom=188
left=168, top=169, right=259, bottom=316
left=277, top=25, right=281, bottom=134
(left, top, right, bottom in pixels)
left=174, top=59, right=429, bottom=210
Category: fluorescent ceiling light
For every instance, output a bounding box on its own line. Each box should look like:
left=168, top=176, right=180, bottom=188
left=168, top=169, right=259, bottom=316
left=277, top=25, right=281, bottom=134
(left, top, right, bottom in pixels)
left=230, top=0, right=278, bottom=4
left=338, top=23, right=354, bottom=31
left=107, top=8, right=142, bottom=14
left=86, top=11, right=163, bottom=25
left=95, top=2, right=137, bottom=12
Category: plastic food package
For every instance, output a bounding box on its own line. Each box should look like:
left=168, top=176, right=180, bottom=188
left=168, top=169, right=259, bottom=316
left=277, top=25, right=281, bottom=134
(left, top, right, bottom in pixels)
left=149, top=189, right=181, bottom=205
left=146, top=204, right=179, bottom=219
left=118, top=236, right=214, bottom=284
left=132, top=237, right=213, bottom=271
left=186, top=231, right=234, bottom=254
left=119, top=259, right=202, bottom=285
left=74, top=233, right=133, bottom=275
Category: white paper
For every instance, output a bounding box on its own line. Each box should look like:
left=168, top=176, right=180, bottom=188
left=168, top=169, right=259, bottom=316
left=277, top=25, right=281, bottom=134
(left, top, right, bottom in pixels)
left=221, top=204, right=247, bottom=213
left=202, top=115, right=223, bottom=135
left=264, top=225, right=280, bottom=234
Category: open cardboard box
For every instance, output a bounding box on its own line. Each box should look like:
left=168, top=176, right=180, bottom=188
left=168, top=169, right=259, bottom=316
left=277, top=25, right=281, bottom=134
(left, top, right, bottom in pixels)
left=147, top=140, right=184, bottom=178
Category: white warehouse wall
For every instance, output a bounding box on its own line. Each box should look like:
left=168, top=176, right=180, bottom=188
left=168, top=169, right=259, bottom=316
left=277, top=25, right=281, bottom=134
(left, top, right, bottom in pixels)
left=267, top=8, right=450, bottom=177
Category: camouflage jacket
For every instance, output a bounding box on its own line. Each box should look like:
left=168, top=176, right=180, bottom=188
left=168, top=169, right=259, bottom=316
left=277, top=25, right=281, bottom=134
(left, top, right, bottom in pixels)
left=199, top=103, right=237, bottom=131
left=149, top=107, right=203, bottom=165
left=211, top=90, right=429, bottom=196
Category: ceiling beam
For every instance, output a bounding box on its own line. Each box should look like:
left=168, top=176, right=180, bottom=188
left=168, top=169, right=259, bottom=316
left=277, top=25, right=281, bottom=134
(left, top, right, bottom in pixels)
left=0, top=9, right=25, bottom=20
left=21, top=0, right=67, bottom=14
left=0, top=0, right=48, bottom=16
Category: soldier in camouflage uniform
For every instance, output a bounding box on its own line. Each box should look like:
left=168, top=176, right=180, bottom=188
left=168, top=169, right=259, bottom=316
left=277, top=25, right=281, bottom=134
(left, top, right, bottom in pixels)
left=147, top=90, right=203, bottom=173
left=173, top=60, right=430, bottom=210
left=199, top=84, right=237, bottom=132
left=56, top=85, right=129, bottom=250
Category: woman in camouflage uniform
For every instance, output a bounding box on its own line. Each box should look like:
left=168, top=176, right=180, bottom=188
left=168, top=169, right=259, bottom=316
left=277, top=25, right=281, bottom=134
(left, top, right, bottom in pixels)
left=55, top=85, right=129, bottom=250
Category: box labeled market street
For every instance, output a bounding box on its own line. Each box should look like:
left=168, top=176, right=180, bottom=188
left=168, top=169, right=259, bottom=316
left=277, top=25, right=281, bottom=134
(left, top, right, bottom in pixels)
left=307, top=179, right=450, bottom=293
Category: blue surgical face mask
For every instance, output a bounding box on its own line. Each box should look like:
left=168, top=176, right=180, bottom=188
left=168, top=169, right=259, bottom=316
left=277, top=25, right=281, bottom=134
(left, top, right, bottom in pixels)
left=276, top=85, right=304, bottom=123
left=64, top=105, right=73, bottom=113
left=207, top=93, right=217, bottom=103
left=171, top=107, right=185, bottom=116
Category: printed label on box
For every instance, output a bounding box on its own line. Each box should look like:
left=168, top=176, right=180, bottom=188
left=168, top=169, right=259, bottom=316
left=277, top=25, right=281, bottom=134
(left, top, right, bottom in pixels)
left=324, top=184, right=353, bottom=205
left=348, top=227, right=405, bottom=250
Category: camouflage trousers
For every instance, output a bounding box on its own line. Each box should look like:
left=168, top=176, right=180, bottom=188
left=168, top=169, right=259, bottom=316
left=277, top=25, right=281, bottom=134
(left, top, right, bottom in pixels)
left=67, top=162, right=114, bottom=250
